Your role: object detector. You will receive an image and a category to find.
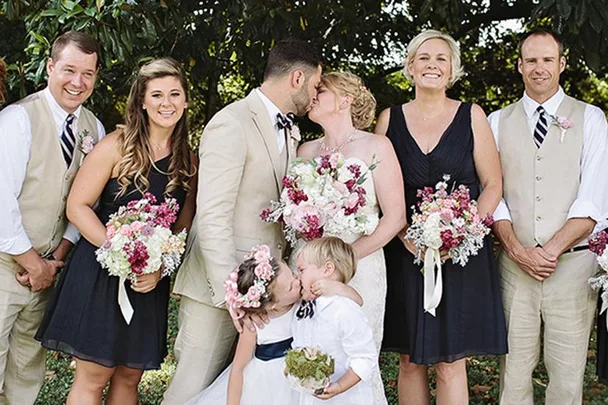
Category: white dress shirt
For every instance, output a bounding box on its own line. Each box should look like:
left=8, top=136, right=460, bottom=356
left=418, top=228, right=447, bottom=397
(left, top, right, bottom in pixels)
left=0, top=87, right=106, bottom=255
left=255, top=88, right=286, bottom=153
left=488, top=87, right=608, bottom=224
left=292, top=296, right=377, bottom=405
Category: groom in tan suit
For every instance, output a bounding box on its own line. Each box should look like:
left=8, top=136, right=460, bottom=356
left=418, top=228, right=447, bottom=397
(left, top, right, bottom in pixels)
left=489, top=28, right=608, bottom=405
left=163, top=39, right=322, bottom=404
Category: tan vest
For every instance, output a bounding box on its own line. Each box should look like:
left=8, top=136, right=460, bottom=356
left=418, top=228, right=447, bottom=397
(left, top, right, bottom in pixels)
left=0, top=91, right=100, bottom=270
left=498, top=95, right=586, bottom=247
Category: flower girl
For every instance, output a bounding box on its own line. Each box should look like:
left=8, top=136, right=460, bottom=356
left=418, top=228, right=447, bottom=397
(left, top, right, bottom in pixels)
left=185, top=244, right=361, bottom=405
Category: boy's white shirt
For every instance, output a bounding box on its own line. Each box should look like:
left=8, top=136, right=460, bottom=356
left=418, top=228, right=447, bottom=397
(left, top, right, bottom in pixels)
left=291, top=295, right=378, bottom=405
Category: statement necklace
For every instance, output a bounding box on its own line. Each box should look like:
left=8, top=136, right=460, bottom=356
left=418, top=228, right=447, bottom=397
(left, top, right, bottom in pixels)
left=319, top=129, right=357, bottom=153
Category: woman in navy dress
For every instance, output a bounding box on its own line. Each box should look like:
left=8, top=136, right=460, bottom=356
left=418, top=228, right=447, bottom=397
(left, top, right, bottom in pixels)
left=36, top=58, right=197, bottom=405
left=376, top=30, right=507, bottom=405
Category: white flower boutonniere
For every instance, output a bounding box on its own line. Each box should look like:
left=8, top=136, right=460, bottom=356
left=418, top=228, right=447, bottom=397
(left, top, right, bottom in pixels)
left=78, top=129, right=96, bottom=155
left=548, top=115, right=573, bottom=143
left=290, top=125, right=301, bottom=142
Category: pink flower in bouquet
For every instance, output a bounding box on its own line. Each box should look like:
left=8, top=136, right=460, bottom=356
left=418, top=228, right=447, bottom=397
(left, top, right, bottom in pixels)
left=344, top=179, right=356, bottom=191
left=345, top=193, right=360, bottom=210
left=154, top=201, right=178, bottom=228
left=333, top=180, right=350, bottom=197
left=260, top=208, right=272, bottom=221
left=439, top=208, right=454, bottom=224
left=440, top=229, right=463, bottom=249
left=140, top=224, right=155, bottom=237
left=301, top=215, right=323, bottom=240
left=126, top=240, right=149, bottom=275
left=348, top=164, right=361, bottom=178
left=130, top=221, right=145, bottom=233
left=288, top=188, right=308, bottom=204
left=107, top=224, right=117, bottom=239
left=590, top=231, right=608, bottom=256
left=329, top=153, right=341, bottom=169
left=120, top=225, right=134, bottom=237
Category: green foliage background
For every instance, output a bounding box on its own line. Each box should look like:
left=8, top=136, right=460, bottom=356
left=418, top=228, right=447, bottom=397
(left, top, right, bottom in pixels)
left=1, top=0, right=607, bottom=403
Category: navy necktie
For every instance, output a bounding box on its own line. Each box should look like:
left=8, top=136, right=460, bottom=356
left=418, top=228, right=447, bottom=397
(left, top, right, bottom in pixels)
left=60, top=114, right=77, bottom=166
left=296, top=300, right=316, bottom=320
left=533, top=106, right=548, bottom=148
left=276, top=112, right=295, bottom=131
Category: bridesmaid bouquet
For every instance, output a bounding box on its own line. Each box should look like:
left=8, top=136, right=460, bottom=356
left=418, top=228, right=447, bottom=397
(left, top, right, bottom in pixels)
left=95, top=193, right=187, bottom=324
left=285, top=346, right=335, bottom=395
left=588, top=230, right=608, bottom=321
left=405, top=175, right=493, bottom=316
left=260, top=153, right=378, bottom=247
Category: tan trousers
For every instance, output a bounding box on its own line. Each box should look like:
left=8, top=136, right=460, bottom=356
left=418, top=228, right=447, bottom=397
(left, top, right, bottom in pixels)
left=162, top=296, right=237, bottom=405
left=0, top=266, right=49, bottom=405
left=498, top=249, right=597, bottom=405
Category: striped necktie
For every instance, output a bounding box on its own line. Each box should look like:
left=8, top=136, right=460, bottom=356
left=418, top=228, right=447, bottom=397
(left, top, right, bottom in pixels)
left=60, top=114, right=76, bottom=167
left=533, top=106, right=548, bottom=148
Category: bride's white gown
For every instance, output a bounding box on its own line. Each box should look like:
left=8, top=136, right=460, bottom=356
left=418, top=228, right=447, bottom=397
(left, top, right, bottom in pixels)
left=292, top=156, right=388, bottom=405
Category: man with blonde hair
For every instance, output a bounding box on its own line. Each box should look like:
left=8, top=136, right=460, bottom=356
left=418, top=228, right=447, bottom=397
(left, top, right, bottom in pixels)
left=489, top=28, right=608, bottom=404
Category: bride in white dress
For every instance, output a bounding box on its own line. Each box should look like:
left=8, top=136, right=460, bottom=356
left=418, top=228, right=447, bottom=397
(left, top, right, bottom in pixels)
left=295, top=72, right=406, bottom=405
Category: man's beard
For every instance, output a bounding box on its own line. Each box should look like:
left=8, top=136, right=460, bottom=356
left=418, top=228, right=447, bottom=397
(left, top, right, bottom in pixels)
left=290, top=85, right=312, bottom=117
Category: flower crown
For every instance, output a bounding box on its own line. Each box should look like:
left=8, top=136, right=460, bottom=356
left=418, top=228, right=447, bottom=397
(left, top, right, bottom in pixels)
left=224, top=244, right=276, bottom=319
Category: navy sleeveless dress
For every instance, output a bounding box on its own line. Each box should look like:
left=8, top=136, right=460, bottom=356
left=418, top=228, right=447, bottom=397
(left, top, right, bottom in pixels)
left=36, top=156, right=186, bottom=370
left=382, top=103, right=508, bottom=364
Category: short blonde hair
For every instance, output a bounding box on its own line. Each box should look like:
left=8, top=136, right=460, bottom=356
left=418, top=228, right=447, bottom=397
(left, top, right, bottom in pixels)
left=403, top=29, right=464, bottom=88
left=321, top=72, right=377, bottom=130
left=299, top=236, right=357, bottom=283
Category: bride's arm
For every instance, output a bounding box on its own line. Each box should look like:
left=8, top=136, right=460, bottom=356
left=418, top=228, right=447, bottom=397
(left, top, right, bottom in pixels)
left=352, top=135, right=406, bottom=259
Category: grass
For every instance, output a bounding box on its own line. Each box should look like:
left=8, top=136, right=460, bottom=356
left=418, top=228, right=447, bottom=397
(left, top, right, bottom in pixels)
left=35, top=295, right=608, bottom=404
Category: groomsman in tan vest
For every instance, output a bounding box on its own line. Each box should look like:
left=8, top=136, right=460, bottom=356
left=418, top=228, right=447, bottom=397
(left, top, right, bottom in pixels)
left=163, top=39, right=322, bottom=404
left=489, top=28, right=608, bottom=405
left=0, top=31, right=104, bottom=404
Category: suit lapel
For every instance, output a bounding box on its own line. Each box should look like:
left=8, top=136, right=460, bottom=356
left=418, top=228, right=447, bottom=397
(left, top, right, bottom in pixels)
left=246, top=91, right=283, bottom=192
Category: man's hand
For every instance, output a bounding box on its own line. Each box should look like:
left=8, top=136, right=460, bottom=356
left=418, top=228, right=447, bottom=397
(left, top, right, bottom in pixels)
left=232, top=312, right=269, bottom=334
left=20, top=257, right=63, bottom=291
left=512, top=247, right=557, bottom=281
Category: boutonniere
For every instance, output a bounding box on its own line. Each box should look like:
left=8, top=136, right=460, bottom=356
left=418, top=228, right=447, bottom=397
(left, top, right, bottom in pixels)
left=290, top=125, right=302, bottom=142
left=78, top=129, right=96, bottom=155
left=548, top=115, right=573, bottom=143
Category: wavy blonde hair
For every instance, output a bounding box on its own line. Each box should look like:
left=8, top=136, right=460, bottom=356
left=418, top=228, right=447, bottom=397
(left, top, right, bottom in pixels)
left=115, top=58, right=194, bottom=198
left=321, top=72, right=377, bottom=130
left=403, top=29, right=464, bottom=88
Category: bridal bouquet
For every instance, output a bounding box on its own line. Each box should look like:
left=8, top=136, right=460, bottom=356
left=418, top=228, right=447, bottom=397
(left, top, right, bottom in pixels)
left=405, top=175, right=493, bottom=316
left=260, top=153, right=378, bottom=247
left=285, top=346, right=335, bottom=395
left=96, top=193, right=187, bottom=323
left=588, top=230, right=608, bottom=321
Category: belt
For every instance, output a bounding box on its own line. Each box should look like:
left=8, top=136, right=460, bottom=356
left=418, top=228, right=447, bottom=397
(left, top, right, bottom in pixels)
left=254, top=337, right=293, bottom=361
left=536, top=244, right=589, bottom=254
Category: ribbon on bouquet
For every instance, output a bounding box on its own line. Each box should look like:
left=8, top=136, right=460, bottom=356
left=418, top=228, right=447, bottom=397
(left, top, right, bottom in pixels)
left=118, top=276, right=135, bottom=324
left=423, top=248, right=443, bottom=317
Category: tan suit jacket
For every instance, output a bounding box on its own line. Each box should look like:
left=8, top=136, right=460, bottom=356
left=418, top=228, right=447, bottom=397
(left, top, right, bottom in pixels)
left=173, top=90, right=299, bottom=307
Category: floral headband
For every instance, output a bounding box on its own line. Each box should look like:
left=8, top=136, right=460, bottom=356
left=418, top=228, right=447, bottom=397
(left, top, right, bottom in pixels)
left=224, top=244, right=276, bottom=319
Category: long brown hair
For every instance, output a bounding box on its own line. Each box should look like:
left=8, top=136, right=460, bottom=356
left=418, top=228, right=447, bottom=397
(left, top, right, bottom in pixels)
left=115, top=58, right=194, bottom=197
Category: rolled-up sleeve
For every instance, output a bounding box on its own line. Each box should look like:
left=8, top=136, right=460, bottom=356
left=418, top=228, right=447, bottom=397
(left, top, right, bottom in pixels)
left=0, top=105, right=33, bottom=255
left=340, top=303, right=378, bottom=382
left=566, top=105, right=608, bottom=222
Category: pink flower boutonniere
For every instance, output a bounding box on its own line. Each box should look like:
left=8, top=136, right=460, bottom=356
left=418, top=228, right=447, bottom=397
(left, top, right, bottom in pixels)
left=78, top=129, right=96, bottom=155
left=549, top=115, right=573, bottom=143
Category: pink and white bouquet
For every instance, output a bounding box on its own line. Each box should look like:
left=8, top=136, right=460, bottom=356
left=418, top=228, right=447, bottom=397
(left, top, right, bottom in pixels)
left=405, top=175, right=493, bottom=316
left=588, top=230, right=608, bottom=321
left=96, top=193, right=187, bottom=323
left=260, top=153, right=378, bottom=247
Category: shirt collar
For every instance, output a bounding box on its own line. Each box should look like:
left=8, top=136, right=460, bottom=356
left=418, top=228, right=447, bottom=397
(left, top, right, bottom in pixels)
left=255, top=88, right=283, bottom=128
left=42, top=87, right=82, bottom=128
left=314, top=295, right=337, bottom=313
left=522, top=86, right=564, bottom=119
